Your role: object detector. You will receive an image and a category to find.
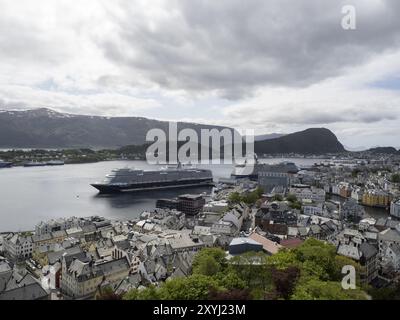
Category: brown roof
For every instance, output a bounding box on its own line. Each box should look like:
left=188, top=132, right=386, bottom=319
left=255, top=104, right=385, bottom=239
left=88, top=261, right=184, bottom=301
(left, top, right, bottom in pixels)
left=249, top=232, right=282, bottom=255
left=280, top=238, right=304, bottom=249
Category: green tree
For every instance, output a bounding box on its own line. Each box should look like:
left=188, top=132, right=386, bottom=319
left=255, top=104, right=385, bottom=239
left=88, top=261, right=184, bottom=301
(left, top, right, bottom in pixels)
left=159, top=274, right=220, bottom=300
left=214, top=269, right=247, bottom=290
left=266, top=249, right=299, bottom=270
left=192, top=255, right=220, bottom=276
left=286, top=194, right=298, bottom=203
left=272, top=194, right=283, bottom=201
left=391, top=173, right=400, bottom=183
left=228, top=192, right=242, bottom=204
left=123, top=285, right=161, bottom=300
left=294, top=238, right=337, bottom=280
left=291, top=279, right=367, bottom=300
left=192, top=248, right=226, bottom=276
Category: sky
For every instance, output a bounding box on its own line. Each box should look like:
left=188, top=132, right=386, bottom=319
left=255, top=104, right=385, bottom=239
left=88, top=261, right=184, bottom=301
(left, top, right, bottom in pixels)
left=0, top=0, right=400, bottom=149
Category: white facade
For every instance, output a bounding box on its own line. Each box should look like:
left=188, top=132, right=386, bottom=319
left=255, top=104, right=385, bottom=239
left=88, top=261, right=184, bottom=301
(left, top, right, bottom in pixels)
left=289, top=187, right=326, bottom=204
left=3, top=233, right=33, bottom=259
left=391, top=200, right=400, bottom=218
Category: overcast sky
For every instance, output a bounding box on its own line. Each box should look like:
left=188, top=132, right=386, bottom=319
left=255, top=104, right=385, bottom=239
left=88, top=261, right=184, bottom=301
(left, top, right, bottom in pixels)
left=0, top=0, right=400, bottom=148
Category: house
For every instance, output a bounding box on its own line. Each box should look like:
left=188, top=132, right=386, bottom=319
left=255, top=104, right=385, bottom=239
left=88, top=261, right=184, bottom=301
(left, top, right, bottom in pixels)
left=378, top=228, right=400, bottom=256
left=280, top=238, right=304, bottom=249
left=60, top=253, right=130, bottom=299
left=0, top=283, right=49, bottom=300
left=3, top=233, right=33, bottom=260
left=288, top=186, right=326, bottom=204
left=0, top=260, right=48, bottom=300
left=248, top=231, right=282, bottom=255
left=381, top=243, right=400, bottom=273
left=337, top=242, right=378, bottom=284
left=228, top=237, right=263, bottom=255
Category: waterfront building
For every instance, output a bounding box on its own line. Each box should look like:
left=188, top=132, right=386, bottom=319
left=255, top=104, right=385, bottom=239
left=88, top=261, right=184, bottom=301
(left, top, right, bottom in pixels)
left=390, top=200, right=400, bottom=218
left=177, top=194, right=206, bottom=216
left=3, top=233, right=33, bottom=260
left=289, top=186, right=326, bottom=204
left=362, top=190, right=392, bottom=208
left=60, top=253, right=130, bottom=299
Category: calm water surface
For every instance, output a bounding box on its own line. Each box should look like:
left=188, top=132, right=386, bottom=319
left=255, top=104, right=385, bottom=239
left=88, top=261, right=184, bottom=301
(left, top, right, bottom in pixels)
left=2, top=158, right=382, bottom=232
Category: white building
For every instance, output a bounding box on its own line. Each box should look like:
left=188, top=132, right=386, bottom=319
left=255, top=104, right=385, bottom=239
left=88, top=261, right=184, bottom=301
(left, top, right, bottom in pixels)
left=390, top=200, right=400, bottom=219
left=3, top=233, right=33, bottom=259
left=289, top=186, right=326, bottom=204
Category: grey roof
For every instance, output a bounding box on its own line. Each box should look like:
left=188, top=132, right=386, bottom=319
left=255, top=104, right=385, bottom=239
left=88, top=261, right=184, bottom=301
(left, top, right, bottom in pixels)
left=360, top=242, right=378, bottom=260
left=0, top=283, right=48, bottom=300
left=67, top=257, right=130, bottom=282
left=379, top=229, right=400, bottom=242
left=82, top=224, right=97, bottom=234
left=337, top=244, right=361, bottom=260
left=230, top=237, right=262, bottom=247
left=48, top=246, right=83, bottom=265
left=388, top=243, right=400, bottom=256
left=51, top=230, right=67, bottom=238
left=32, top=233, right=52, bottom=243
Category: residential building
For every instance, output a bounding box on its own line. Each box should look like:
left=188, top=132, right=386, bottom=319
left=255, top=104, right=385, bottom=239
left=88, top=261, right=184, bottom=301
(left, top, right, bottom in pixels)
left=60, top=253, right=130, bottom=299
left=177, top=194, right=206, bottom=216
left=3, top=233, right=33, bottom=260
left=390, top=200, right=400, bottom=219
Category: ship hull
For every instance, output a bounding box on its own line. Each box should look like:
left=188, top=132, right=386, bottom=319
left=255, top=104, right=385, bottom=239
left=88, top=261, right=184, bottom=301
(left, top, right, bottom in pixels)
left=24, top=163, right=47, bottom=167
left=91, top=178, right=214, bottom=194
left=0, top=162, right=12, bottom=168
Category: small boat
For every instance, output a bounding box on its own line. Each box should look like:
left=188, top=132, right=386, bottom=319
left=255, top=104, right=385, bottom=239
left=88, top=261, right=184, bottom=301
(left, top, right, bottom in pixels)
left=0, top=160, right=12, bottom=168
left=46, top=160, right=65, bottom=166
left=24, top=161, right=47, bottom=167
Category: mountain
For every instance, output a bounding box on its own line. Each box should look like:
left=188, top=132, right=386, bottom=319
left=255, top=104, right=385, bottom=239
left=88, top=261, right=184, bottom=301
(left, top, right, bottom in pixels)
left=366, top=147, right=399, bottom=155
left=0, top=108, right=232, bottom=149
left=0, top=109, right=346, bottom=154
left=254, top=133, right=286, bottom=141
left=254, top=128, right=345, bottom=154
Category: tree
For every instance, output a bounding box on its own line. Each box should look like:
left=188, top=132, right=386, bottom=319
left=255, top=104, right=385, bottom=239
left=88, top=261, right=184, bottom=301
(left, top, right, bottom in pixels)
left=294, top=238, right=337, bottom=280
left=266, top=249, right=299, bottom=270
left=214, top=270, right=246, bottom=290
left=159, top=274, right=220, bottom=300
left=272, top=194, right=283, bottom=201
left=96, top=286, right=122, bottom=300
left=123, top=285, right=161, bottom=300
left=271, top=266, right=300, bottom=299
left=192, top=248, right=226, bottom=276
left=228, top=192, right=242, bottom=204
left=208, top=288, right=251, bottom=300
left=192, top=255, right=220, bottom=276
left=286, top=194, right=298, bottom=203
left=291, top=279, right=367, bottom=300
left=391, top=173, right=400, bottom=183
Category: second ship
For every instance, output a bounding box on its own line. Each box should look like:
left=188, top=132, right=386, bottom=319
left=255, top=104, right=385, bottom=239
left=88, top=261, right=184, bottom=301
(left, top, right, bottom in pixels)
left=91, top=163, right=213, bottom=194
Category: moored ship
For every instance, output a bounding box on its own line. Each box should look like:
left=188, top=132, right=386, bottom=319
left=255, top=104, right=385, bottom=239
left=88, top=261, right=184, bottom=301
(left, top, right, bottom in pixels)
left=91, top=163, right=214, bottom=194
left=0, top=160, right=12, bottom=168
left=24, top=161, right=47, bottom=167
left=46, top=160, right=65, bottom=166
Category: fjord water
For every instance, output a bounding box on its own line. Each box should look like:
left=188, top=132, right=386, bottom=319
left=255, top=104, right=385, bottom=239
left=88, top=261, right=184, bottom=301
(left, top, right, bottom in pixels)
left=0, top=158, right=384, bottom=232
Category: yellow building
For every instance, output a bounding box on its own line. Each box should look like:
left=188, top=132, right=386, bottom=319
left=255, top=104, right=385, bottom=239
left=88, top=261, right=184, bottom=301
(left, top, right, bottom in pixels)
left=362, top=190, right=392, bottom=208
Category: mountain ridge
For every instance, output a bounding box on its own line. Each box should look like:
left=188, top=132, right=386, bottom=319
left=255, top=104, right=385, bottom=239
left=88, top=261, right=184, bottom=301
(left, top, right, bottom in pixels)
left=0, top=108, right=346, bottom=154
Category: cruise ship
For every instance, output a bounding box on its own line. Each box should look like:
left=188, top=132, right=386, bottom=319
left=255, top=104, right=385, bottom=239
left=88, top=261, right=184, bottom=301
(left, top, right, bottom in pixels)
left=91, top=164, right=214, bottom=194
left=0, top=160, right=12, bottom=168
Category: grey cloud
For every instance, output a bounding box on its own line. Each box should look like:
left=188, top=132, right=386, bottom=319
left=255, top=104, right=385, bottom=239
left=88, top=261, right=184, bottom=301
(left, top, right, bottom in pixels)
left=102, top=0, right=400, bottom=99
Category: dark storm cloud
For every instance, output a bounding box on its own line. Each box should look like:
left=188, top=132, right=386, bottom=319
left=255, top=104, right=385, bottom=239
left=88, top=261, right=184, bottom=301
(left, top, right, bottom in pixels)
left=102, top=0, right=400, bottom=99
